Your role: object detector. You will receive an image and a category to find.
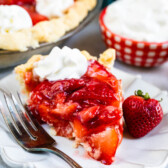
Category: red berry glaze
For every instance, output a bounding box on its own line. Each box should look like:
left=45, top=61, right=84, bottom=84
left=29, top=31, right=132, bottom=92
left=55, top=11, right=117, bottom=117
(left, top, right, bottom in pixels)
left=0, top=0, right=13, bottom=4
left=22, top=6, right=49, bottom=25
left=0, top=0, right=35, bottom=6
left=25, top=60, right=123, bottom=165
left=13, top=0, right=35, bottom=5
left=24, top=71, right=39, bottom=92
left=123, top=91, right=163, bottom=138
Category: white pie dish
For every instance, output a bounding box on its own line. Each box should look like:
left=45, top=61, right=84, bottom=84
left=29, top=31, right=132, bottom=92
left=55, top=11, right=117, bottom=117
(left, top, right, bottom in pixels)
left=0, top=68, right=168, bottom=168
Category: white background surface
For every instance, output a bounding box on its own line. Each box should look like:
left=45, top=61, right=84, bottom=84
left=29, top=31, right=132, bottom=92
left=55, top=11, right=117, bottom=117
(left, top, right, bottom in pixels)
left=0, top=16, right=168, bottom=168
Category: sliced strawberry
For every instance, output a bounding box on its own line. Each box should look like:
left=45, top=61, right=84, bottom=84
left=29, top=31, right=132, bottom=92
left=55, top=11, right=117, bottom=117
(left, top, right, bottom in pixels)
left=0, top=0, right=36, bottom=6
left=77, top=106, right=100, bottom=123
left=38, top=104, right=50, bottom=121
left=74, top=117, right=123, bottom=141
left=24, top=71, right=39, bottom=92
left=29, top=12, right=48, bottom=25
left=24, top=71, right=33, bottom=85
left=53, top=92, right=67, bottom=104
left=0, top=0, right=35, bottom=5
left=84, top=61, right=123, bottom=108
left=13, top=0, right=35, bottom=5
left=46, top=79, right=85, bottom=99
left=83, top=127, right=119, bottom=165
left=73, top=118, right=106, bottom=138
left=22, top=6, right=49, bottom=25
left=51, top=102, right=79, bottom=120
left=77, top=105, right=122, bottom=128
left=73, top=119, right=88, bottom=138
left=69, top=78, right=118, bottom=107
left=98, top=106, right=122, bottom=125
left=30, top=79, right=85, bottom=100
left=85, top=60, right=116, bottom=82
left=0, top=0, right=14, bottom=4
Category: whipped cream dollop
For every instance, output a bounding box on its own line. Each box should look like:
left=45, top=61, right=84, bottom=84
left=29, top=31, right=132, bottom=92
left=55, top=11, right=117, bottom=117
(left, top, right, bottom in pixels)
left=36, top=0, right=74, bottom=18
left=0, top=5, right=32, bottom=34
left=104, top=0, right=168, bottom=42
left=33, top=46, right=88, bottom=81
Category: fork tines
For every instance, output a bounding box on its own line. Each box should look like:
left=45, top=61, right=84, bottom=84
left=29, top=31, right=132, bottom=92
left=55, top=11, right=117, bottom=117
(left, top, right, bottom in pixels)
left=0, top=89, right=38, bottom=142
left=0, top=88, right=55, bottom=149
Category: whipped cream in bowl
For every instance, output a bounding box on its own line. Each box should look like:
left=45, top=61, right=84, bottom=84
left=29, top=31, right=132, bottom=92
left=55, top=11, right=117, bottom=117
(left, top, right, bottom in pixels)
left=0, top=5, right=32, bottom=34
left=103, top=0, right=168, bottom=43
left=33, top=46, right=88, bottom=81
left=36, top=0, right=74, bottom=18
left=100, top=0, right=168, bottom=67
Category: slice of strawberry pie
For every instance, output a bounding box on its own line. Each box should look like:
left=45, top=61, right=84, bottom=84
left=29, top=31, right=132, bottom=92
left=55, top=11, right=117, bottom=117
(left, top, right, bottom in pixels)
left=15, top=47, right=123, bottom=165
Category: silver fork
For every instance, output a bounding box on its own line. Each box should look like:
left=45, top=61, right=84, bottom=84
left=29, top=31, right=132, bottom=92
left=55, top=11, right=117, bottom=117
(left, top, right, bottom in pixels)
left=0, top=88, right=82, bottom=168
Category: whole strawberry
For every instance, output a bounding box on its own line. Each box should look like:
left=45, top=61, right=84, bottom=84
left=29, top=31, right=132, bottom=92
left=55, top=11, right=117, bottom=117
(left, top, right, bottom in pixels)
left=123, top=90, right=163, bottom=138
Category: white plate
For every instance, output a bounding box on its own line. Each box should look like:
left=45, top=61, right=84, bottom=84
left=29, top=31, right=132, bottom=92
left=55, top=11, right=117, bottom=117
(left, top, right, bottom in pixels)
left=0, top=68, right=168, bottom=168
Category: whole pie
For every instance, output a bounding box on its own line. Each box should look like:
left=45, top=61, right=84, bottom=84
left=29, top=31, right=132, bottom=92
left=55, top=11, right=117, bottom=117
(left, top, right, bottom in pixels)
left=0, top=0, right=96, bottom=51
left=15, top=47, right=123, bottom=165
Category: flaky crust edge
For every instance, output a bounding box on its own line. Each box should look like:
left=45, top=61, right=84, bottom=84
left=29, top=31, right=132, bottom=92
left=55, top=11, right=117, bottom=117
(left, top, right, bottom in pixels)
left=0, top=0, right=96, bottom=51
left=15, top=48, right=116, bottom=95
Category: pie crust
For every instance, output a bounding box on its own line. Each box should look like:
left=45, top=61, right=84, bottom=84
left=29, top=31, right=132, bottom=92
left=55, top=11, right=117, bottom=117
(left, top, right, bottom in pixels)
left=15, top=48, right=116, bottom=95
left=0, top=0, right=96, bottom=51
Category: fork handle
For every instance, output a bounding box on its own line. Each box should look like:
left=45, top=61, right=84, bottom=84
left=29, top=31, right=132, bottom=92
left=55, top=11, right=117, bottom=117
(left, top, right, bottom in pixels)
left=42, top=146, right=83, bottom=168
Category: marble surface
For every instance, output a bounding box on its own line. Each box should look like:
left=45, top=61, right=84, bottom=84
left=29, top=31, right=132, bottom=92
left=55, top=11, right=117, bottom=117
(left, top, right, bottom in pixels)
left=0, top=17, right=168, bottom=168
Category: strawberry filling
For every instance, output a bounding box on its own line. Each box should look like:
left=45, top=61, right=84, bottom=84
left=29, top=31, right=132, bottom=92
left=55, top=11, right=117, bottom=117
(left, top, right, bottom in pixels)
left=25, top=60, right=123, bottom=165
left=0, top=0, right=48, bottom=25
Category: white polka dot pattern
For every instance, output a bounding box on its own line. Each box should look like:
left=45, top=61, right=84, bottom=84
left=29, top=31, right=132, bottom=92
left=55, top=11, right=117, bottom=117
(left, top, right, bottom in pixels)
left=148, top=52, right=155, bottom=57
left=149, top=44, right=157, bottom=50
left=114, top=44, right=121, bottom=50
left=125, top=40, right=132, bottom=46
left=136, top=51, right=143, bottom=56
left=124, top=55, right=131, bottom=59
left=137, top=43, right=145, bottom=49
left=162, top=44, right=168, bottom=49
left=106, top=39, right=112, bottom=46
left=160, top=51, right=167, bottom=56
left=106, top=31, right=111, bottom=38
left=124, top=48, right=132, bottom=54
left=114, top=36, right=121, bottom=42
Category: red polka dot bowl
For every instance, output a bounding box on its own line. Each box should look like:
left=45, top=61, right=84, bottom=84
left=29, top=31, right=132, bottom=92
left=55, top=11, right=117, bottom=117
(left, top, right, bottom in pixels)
left=99, top=8, right=168, bottom=67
